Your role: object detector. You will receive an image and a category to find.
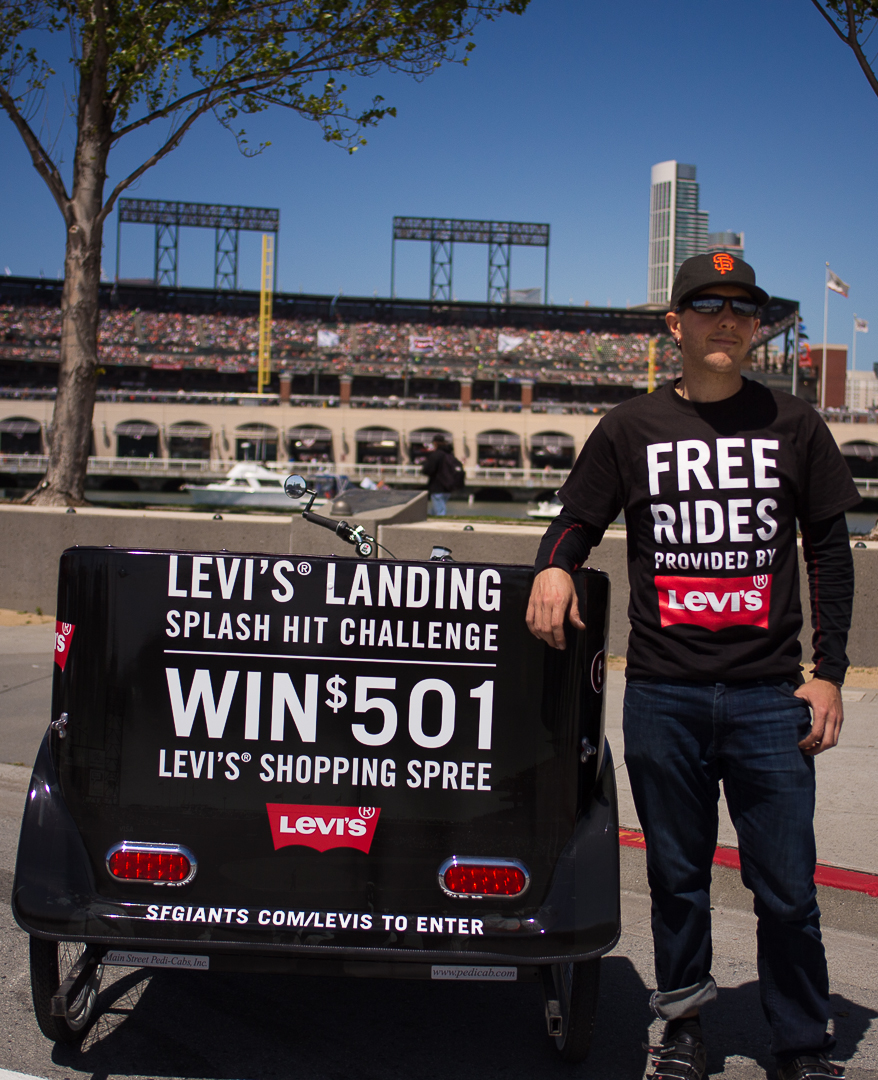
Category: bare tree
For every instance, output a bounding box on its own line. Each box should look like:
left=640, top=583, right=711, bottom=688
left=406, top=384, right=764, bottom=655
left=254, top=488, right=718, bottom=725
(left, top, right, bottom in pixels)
left=0, top=0, right=528, bottom=504
left=810, top=0, right=878, bottom=99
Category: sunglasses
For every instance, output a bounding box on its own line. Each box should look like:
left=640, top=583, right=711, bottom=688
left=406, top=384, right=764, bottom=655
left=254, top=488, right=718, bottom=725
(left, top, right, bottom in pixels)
left=681, top=295, right=759, bottom=317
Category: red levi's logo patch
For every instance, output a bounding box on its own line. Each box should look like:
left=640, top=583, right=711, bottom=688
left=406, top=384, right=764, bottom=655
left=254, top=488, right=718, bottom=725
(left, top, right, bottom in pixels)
left=266, top=804, right=381, bottom=854
left=655, top=574, right=771, bottom=631
left=54, top=621, right=74, bottom=671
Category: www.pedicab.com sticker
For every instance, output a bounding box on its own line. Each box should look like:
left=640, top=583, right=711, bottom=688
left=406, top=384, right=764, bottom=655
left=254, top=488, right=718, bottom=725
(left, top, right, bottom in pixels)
left=431, top=965, right=517, bottom=981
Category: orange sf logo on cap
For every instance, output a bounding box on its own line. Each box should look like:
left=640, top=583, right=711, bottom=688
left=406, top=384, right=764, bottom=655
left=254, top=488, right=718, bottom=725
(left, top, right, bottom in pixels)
left=713, top=253, right=735, bottom=275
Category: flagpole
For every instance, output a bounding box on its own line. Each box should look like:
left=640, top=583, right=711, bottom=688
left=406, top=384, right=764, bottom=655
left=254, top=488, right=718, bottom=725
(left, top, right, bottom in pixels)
left=853, top=314, right=858, bottom=373
left=792, top=307, right=800, bottom=398
left=821, top=262, right=829, bottom=409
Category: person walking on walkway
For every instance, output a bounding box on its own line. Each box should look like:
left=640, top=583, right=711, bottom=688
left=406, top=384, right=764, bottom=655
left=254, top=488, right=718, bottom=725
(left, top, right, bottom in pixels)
left=421, top=437, right=459, bottom=516
left=526, top=253, right=858, bottom=1080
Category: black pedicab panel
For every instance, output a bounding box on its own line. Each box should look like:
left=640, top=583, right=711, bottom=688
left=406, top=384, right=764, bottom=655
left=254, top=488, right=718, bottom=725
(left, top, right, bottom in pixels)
left=14, top=547, right=619, bottom=966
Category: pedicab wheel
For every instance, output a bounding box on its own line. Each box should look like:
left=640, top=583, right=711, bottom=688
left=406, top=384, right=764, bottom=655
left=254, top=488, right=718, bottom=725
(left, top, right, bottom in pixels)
left=29, top=937, right=104, bottom=1042
left=550, top=958, right=601, bottom=1063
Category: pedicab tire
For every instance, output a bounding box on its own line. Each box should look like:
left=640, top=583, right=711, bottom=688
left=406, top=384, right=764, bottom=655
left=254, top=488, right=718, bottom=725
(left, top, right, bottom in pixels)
left=551, top=958, right=601, bottom=1063
left=29, top=936, right=103, bottom=1042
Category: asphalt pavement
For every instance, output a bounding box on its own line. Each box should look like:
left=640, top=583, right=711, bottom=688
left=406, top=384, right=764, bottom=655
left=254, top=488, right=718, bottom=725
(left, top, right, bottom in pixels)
left=0, top=624, right=876, bottom=1079
left=0, top=625, right=54, bottom=768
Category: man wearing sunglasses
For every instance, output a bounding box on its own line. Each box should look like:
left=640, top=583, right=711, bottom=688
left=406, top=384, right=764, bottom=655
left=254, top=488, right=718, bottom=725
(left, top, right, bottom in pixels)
left=527, top=253, right=859, bottom=1080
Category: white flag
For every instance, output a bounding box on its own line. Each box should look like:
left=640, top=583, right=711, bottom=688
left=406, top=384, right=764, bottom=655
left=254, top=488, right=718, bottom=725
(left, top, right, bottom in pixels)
left=498, top=332, right=525, bottom=354
left=827, top=269, right=850, bottom=297
left=317, top=329, right=340, bottom=348
left=855, top=317, right=869, bottom=333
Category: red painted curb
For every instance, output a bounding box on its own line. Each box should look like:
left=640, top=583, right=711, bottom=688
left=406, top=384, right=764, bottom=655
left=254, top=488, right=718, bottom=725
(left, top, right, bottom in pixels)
left=618, top=828, right=878, bottom=898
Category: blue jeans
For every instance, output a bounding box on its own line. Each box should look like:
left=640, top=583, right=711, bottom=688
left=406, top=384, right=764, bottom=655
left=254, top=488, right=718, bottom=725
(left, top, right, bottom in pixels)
left=430, top=492, right=448, bottom=516
left=623, top=679, right=832, bottom=1061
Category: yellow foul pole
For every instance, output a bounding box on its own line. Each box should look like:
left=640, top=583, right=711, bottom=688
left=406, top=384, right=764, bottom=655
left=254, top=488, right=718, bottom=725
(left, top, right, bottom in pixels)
left=647, top=336, right=657, bottom=392
left=258, top=234, right=274, bottom=394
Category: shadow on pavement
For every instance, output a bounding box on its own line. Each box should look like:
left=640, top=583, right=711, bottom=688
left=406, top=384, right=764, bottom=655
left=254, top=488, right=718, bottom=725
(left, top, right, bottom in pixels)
left=702, top=982, right=877, bottom=1077
left=50, top=957, right=651, bottom=1080
left=47, top=958, right=878, bottom=1080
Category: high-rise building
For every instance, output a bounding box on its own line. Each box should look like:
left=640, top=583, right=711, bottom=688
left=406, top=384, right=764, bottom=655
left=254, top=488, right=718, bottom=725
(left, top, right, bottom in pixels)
left=707, top=231, right=745, bottom=259
left=648, top=161, right=710, bottom=305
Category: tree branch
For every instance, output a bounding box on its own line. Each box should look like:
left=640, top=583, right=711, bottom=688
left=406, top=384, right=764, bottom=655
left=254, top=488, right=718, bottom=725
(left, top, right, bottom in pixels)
left=809, top=0, right=852, bottom=43
left=96, top=98, right=216, bottom=227
left=110, top=0, right=306, bottom=99
left=110, top=46, right=357, bottom=141
left=0, top=84, right=71, bottom=221
left=841, top=0, right=878, bottom=97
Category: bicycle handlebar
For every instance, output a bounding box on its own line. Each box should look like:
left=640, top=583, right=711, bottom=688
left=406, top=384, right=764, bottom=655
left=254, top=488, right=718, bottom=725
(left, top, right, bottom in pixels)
left=302, top=508, right=375, bottom=558
left=302, top=510, right=346, bottom=536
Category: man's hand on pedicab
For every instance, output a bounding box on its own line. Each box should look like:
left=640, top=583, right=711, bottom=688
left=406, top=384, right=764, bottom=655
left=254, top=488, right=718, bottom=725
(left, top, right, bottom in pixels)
left=795, top=678, right=844, bottom=755
left=526, top=567, right=585, bottom=649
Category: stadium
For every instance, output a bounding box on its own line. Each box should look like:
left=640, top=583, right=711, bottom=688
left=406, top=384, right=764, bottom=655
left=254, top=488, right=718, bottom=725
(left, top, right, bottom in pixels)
left=0, top=266, right=821, bottom=500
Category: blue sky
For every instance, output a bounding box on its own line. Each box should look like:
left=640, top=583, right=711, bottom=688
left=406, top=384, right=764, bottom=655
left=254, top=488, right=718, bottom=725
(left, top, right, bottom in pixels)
left=1, top=0, right=877, bottom=368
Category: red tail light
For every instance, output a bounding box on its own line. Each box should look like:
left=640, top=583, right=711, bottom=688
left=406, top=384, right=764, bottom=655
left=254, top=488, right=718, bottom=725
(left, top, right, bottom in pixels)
left=106, top=842, right=196, bottom=886
left=438, top=857, right=530, bottom=899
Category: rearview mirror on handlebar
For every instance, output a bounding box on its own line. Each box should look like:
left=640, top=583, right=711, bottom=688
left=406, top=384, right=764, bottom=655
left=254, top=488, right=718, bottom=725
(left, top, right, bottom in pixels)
left=284, top=474, right=308, bottom=500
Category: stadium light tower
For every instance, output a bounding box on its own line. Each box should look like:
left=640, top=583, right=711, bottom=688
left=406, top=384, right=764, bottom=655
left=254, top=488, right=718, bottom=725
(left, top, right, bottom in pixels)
left=116, top=199, right=280, bottom=291
left=391, top=217, right=550, bottom=304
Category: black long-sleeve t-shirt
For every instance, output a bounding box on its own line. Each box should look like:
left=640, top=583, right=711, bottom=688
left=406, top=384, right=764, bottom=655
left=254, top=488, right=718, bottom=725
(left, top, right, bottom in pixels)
left=534, top=380, right=860, bottom=684
left=535, top=507, right=855, bottom=684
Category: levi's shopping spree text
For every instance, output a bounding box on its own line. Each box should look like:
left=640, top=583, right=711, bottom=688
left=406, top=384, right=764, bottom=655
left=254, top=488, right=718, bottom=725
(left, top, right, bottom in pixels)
left=558, top=380, right=860, bottom=681
left=46, top=547, right=610, bottom=947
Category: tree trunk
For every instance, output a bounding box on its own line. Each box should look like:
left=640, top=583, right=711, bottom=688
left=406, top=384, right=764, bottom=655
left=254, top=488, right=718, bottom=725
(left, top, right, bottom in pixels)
left=24, top=11, right=111, bottom=507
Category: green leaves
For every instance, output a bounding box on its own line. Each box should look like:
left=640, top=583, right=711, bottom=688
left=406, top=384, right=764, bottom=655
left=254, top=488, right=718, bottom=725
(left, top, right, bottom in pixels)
left=4, top=0, right=530, bottom=153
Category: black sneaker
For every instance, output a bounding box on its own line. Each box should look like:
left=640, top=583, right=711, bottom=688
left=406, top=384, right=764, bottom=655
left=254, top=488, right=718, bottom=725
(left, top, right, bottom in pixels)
left=646, top=1019, right=707, bottom=1080
left=777, top=1055, right=844, bottom=1080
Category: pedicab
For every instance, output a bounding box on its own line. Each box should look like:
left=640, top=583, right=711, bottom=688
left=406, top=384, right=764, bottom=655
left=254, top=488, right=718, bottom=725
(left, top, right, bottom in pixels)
left=12, top=475, right=620, bottom=1060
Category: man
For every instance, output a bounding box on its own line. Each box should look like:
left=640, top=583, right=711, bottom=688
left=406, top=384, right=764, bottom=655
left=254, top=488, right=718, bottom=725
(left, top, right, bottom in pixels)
left=527, top=253, right=858, bottom=1080
left=421, top=437, right=457, bottom=516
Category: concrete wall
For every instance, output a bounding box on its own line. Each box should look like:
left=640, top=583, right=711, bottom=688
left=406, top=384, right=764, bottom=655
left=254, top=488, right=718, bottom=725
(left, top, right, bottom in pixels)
left=0, top=496, right=427, bottom=615
left=3, top=505, right=878, bottom=669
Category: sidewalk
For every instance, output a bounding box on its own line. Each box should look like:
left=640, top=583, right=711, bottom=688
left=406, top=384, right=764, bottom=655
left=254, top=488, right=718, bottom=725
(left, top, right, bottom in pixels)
left=605, top=671, right=878, bottom=877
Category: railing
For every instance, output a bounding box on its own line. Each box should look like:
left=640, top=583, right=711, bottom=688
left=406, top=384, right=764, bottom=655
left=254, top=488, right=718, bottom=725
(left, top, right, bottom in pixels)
left=0, top=454, right=222, bottom=477
left=0, top=386, right=632, bottom=412
left=0, top=454, right=568, bottom=489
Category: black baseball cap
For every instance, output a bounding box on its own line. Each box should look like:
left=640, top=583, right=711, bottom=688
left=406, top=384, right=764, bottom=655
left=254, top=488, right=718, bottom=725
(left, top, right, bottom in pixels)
left=670, top=252, right=769, bottom=310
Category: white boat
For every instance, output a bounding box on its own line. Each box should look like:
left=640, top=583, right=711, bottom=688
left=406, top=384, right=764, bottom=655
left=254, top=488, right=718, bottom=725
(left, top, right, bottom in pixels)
left=186, top=464, right=327, bottom=510
left=526, top=496, right=563, bottom=519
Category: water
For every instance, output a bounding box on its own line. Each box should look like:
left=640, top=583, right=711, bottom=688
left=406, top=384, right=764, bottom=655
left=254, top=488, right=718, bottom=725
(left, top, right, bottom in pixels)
left=847, top=511, right=877, bottom=536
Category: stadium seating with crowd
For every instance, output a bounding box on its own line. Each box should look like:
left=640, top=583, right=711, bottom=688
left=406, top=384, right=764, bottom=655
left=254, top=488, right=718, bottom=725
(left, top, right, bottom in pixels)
left=0, top=303, right=681, bottom=387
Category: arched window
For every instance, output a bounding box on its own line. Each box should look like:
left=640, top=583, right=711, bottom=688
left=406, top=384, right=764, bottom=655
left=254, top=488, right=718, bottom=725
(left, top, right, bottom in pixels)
left=115, top=420, right=159, bottom=459
left=287, top=425, right=333, bottom=464
left=356, top=427, right=400, bottom=465
left=476, top=429, right=521, bottom=468
left=840, top=440, right=878, bottom=480
left=236, top=423, right=278, bottom=462
left=530, top=431, right=576, bottom=470
left=0, top=417, right=42, bottom=455
left=168, top=422, right=212, bottom=460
